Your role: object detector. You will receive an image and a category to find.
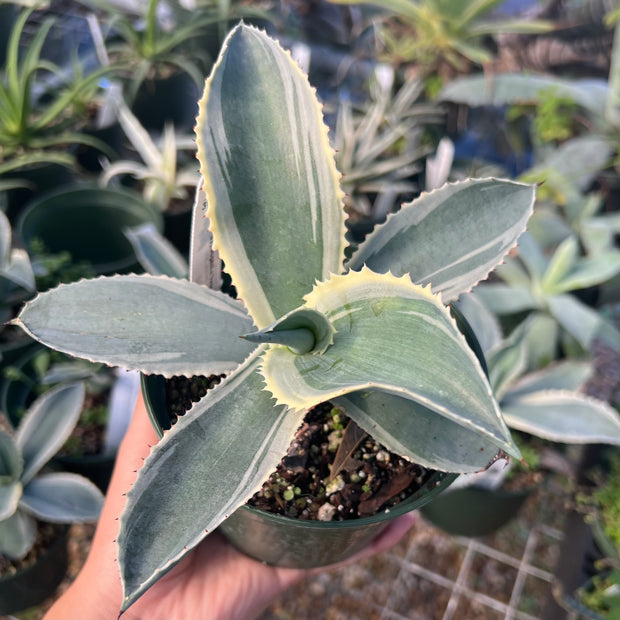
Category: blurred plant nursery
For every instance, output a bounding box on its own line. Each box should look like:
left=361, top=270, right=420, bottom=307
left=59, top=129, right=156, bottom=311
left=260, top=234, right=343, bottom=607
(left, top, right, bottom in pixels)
left=0, top=1, right=619, bottom=619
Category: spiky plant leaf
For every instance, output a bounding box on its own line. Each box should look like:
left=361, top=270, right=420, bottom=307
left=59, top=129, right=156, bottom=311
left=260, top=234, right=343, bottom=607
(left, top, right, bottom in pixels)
left=334, top=390, right=501, bottom=473
left=119, top=350, right=305, bottom=611
left=439, top=73, right=609, bottom=118
left=550, top=250, right=620, bottom=294
left=4, top=248, right=35, bottom=291
left=0, top=429, right=23, bottom=482
left=504, top=360, right=593, bottom=400
left=14, top=275, right=256, bottom=377
left=346, top=179, right=535, bottom=301
left=188, top=182, right=222, bottom=289
left=454, top=292, right=502, bottom=353
left=548, top=294, right=620, bottom=353
left=14, top=382, right=85, bottom=486
left=196, top=24, right=346, bottom=328
left=502, top=391, right=620, bottom=445
left=260, top=268, right=518, bottom=460
left=20, top=472, right=103, bottom=522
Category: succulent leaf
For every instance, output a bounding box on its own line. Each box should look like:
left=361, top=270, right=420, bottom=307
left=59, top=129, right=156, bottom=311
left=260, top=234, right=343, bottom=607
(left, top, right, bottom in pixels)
left=0, top=210, right=10, bottom=268
left=196, top=24, right=346, bottom=327
left=5, top=248, right=36, bottom=292
left=502, top=391, right=620, bottom=445
left=261, top=268, right=518, bottom=459
left=14, top=382, right=85, bottom=486
left=0, top=429, right=23, bottom=483
left=504, top=360, right=593, bottom=400
left=485, top=320, right=529, bottom=400
left=548, top=294, right=620, bottom=352
left=14, top=274, right=256, bottom=377
left=454, top=292, right=502, bottom=353
left=474, top=284, right=540, bottom=315
left=118, top=349, right=306, bottom=611
left=244, top=307, right=336, bottom=355
left=335, top=391, right=502, bottom=473
left=346, top=178, right=535, bottom=302
left=541, top=235, right=579, bottom=293
left=551, top=250, right=620, bottom=294
left=20, top=472, right=103, bottom=522
left=0, top=508, right=37, bottom=560
left=0, top=481, right=22, bottom=521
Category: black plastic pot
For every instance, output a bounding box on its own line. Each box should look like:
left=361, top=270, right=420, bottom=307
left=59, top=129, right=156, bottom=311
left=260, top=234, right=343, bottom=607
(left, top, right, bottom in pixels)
left=419, top=485, right=533, bottom=537
left=0, top=524, right=69, bottom=615
left=75, top=121, right=124, bottom=173
left=141, top=373, right=458, bottom=568
left=130, top=71, right=200, bottom=133
left=3, top=162, right=76, bottom=224
left=163, top=205, right=193, bottom=255
left=17, top=185, right=163, bottom=275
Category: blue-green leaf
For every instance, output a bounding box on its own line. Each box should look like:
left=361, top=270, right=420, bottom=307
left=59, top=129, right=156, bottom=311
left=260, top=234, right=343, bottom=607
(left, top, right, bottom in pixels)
left=347, top=179, right=535, bottom=302
left=119, top=350, right=305, bottom=611
left=14, top=275, right=256, bottom=377
left=196, top=24, right=346, bottom=327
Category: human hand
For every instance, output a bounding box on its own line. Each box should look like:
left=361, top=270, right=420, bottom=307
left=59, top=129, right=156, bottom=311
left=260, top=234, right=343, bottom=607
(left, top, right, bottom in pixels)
left=45, top=393, right=416, bottom=620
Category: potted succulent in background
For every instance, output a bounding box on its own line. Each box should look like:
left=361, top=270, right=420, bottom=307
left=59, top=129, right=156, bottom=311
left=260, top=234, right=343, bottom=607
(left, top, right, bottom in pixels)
left=0, top=382, right=104, bottom=615
left=332, top=65, right=444, bottom=240
left=0, top=6, right=113, bottom=218
left=99, top=96, right=200, bottom=253
left=11, top=25, right=536, bottom=613
left=326, top=0, right=552, bottom=76
left=1, top=345, right=139, bottom=492
left=421, top=299, right=620, bottom=536
left=16, top=184, right=163, bottom=275
left=85, top=0, right=220, bottom=131
left=0, top=209, right=36, bottom=368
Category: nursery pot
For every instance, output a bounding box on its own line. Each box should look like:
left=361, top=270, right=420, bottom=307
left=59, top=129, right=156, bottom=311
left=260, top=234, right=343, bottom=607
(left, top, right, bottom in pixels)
left=17, top=185, right=163, bottom=275
left=0, top=524, right=69, bottom=615
left=3, top=162, right=76, bottom=224
left=419, top=485, right=533, bottom=537
left=141, top=373, right=458, bottom=568
left=130, top=71, right=200, bottom=133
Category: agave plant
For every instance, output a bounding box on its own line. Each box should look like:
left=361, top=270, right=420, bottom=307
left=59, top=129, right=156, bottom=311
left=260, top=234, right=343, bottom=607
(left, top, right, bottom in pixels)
left=473, top=231, right=620, bottom=361
left=459, top=299, right=620, bottom=446
left=0, top=382, right=104, bottom=561
left=0, top=6, right=112, bottom=176
left=12, top=25, right=536, bottom=610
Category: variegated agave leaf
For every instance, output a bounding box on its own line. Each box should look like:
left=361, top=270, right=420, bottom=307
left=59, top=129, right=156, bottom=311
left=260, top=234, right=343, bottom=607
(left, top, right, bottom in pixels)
left=195, top=24, right=347, bottom=328
left=14, top=275, right=256, bottom=377
left=346, top=178, right=536, bottom=302
left=118, top=349, right=306, bottom=610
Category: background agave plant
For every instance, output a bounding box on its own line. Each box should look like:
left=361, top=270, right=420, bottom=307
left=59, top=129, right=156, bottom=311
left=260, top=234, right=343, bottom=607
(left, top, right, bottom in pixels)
left=12, top=25, right=536, bottom=611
